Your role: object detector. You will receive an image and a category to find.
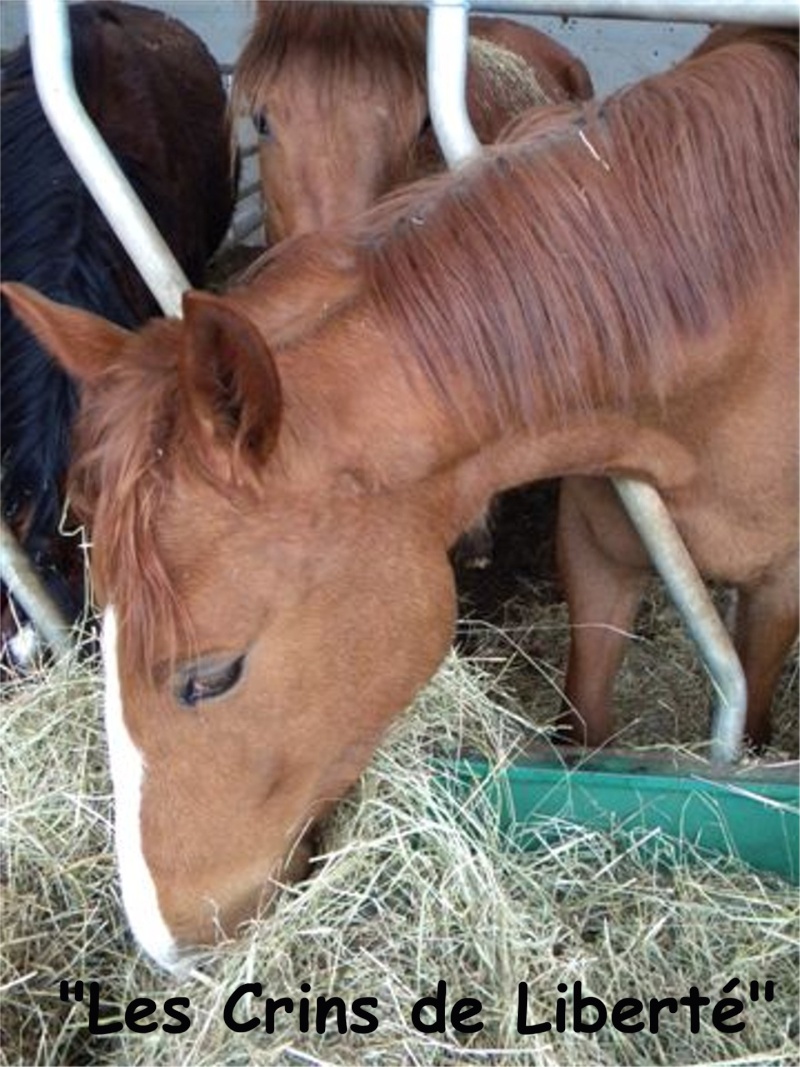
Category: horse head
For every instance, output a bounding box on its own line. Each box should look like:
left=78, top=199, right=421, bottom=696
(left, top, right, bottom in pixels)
left=2, top=280, right=458, bottom=970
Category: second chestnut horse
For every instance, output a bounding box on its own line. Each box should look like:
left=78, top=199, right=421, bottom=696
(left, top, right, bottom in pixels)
left=232, top=1, right=592, bottom=240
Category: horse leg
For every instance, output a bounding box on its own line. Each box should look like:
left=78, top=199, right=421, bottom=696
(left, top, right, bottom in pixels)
left=556, top=477, right=650, bottom=746
left=733, top=559, right=798, bottom=750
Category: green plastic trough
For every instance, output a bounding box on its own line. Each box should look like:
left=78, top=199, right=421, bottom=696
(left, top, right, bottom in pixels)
left=441, top=751, right=800, bottom=884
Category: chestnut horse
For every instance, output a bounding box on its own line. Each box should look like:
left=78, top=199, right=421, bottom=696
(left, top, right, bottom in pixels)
left=0, top=1, right=235, bottom=665
left=232, top=1, right=593, bottom=241
left=4, top=26, right=796, bottom=969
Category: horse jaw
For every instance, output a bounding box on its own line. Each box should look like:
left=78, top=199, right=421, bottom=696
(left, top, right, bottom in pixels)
left=102, top=607, right=187, bottom=974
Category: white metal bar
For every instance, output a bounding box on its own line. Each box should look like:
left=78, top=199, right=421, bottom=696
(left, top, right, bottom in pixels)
left=350, top=0, right=798, bottom=25
left=0, top=517, right=71, bottom=658
left=10, top=0, right=192, bottom=657
left=25, top=0, right=190, bottom=319
left=427, top=3, right=480, bottom=164
left=614, top=482, right=746, bottom=764
left=426, top=0, right=748, bottom=761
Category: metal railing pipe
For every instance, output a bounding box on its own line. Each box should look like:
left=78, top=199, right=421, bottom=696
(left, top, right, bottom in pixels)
left=427, top=2, right=481, bottom=164
left=613, top=481, right=747, bottom=764
left=10, top=0, right=194, bottom=655
left=349, top=0, right=798, bottom=26
left=0, top=517, right=71, bottom=659
left=426, top=0, right=748, bottom=761
left=25, top=0, right=191, bottom=319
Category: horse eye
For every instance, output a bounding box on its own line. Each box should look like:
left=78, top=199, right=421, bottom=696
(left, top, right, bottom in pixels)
left=175, top=654, right=245, bottom=708
left=252, top=111, right=272, bottom=140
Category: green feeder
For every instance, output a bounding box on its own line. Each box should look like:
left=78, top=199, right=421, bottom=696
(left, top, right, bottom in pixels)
left=443, top=750, right=800, bottom=884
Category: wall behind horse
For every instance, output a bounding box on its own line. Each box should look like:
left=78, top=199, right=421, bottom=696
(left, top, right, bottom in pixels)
left=1, top=2, right=707, bottom=94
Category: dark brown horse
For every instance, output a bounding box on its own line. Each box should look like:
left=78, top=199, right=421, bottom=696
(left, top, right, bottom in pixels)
left=0, top=1, right=235, bottom=666
left=4, top=25, right=796, bottom=970
left=232, top=1, right=592, bottom=240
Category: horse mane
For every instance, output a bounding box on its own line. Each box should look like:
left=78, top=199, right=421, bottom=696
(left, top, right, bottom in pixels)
left=232, top=1, right=427, bottom=117
left=66, top=319, right=216, bottom=672
left=353, top=26, right=798, bottom=436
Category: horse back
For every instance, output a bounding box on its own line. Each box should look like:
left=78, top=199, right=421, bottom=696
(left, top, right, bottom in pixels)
left=67, top=0, right=235, bottom=281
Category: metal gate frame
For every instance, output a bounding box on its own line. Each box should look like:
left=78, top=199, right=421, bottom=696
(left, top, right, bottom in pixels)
left=7, top=0, right=798, bottom=762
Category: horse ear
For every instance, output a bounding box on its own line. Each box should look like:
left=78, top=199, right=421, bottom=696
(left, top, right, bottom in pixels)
left=1, top=281, right=129, bottom=382
left=180, top=290, right=282, bottom=471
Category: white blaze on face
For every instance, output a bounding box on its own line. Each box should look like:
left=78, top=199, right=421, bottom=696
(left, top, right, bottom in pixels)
left=102, top=607, right=183, bottom=973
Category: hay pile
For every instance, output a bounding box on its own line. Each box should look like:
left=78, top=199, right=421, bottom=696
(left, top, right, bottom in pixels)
left=468, top=36, right=550, bottom=117
left=2, top=630, right=798, bottom=1066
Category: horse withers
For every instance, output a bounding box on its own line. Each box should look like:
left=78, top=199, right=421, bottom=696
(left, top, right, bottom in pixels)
left=3, top=26, right=796, bottom=968
left=232, top=1, right=592, bottom=242
left=0, top=0, right=236, bottom=666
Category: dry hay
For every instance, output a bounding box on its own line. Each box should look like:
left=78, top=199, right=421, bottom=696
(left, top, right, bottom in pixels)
left=468, top=37, right=550, bottom=116
left=2, top=613, right=798, bottom=1067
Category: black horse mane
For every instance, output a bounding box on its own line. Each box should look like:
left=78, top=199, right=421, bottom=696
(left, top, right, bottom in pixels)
left=1, top=1, right=234, bottom=624
left=1, top=13, right=151, bottom=599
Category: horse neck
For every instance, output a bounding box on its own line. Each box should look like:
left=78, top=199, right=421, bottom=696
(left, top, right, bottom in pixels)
left=269, top=302, right=466, bottom=491
left=267, top=294, right=684, bottom=537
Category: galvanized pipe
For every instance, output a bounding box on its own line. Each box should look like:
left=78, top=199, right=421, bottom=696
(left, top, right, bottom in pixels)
left=353, top=0, right=798, bottom=25
left=25, top=0, right=190, bottom=319
left=0, top=516, right=71, bottom=658
left=12, top=0, right=193, bottom=657
left=427, top=0, right=747, bottom=761
left=427, top=3, right=481, bottom=164
left=614, top=482, right=746, bottom=764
